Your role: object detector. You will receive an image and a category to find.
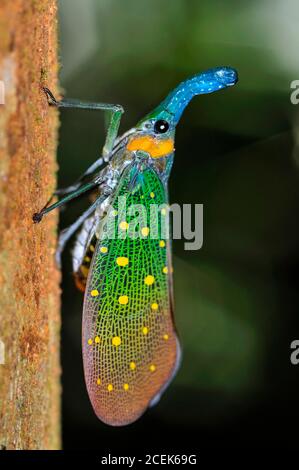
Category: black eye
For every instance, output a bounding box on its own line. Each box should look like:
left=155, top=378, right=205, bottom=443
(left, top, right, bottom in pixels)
left=154, top=119, right=169, bottom=134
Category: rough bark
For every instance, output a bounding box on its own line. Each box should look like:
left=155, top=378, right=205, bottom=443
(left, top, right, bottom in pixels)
left=0, top=1, right=60, bottom=450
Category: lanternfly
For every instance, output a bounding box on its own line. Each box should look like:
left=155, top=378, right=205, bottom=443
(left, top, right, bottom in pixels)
left=34, top=67, right=238, bottom=426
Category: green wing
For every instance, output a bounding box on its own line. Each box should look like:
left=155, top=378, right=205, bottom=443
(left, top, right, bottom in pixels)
left=82, top=163, right=180, bottom=426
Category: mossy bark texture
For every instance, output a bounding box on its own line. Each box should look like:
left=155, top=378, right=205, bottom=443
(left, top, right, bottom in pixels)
left=0, top=0, right=61, bottom=449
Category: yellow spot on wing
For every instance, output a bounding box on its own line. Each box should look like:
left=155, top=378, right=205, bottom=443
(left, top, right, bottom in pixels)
left=144, top=275, right=155, bottom=285
left=130, top=361, right=136, bottom=370
left=119, top=295, right=129, bottom=305
left=149, top=364, right=156, bottom=372
left=150, top=192, right=155, bottom=198
left=119, top=221, right=129, bottom=230
left=142, top=326, right=149, bottom=335
left=163, top=266, right=168, bottom=274
left=112, top=336, right=121, bottom=347
left=107, top=384, right=113, bottom=392
left=123, top=383, right=129, bottom=391
left=116, top=256, right=129, bottom=267
left=91, top=289, right=99, bottom=297
left=151, top=302, right=159, bottom=310
left=141, top=227, right=150, bottom=237
left=163, top=334, right=169, bottom=341
left=159, top=240, right=165, bottom=248
left=97, top=378, right=101, bottom=385
left=95, top=336, right=100, bottom=343
left=88, top=338, right=93, bottom=345
left=100, top=246, right=108, bottom=253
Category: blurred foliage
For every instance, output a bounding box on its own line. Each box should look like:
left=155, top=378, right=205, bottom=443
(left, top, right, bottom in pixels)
left=56, top=0, right=299, bottom=448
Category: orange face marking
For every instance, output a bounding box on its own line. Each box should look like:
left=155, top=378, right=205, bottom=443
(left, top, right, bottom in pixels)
left=127, top=135, right=174, bottom=158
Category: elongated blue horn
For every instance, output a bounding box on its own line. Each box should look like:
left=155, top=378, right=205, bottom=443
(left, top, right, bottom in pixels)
left=147, top=66, right=238, bottom=126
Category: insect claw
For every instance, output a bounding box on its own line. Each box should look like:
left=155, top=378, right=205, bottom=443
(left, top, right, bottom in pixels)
left=43, top=87, right=58, bottom=106
left=33, top=212, right=43, bottom=224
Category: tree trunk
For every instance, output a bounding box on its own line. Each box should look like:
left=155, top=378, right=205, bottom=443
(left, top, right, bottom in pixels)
left=0, top=0, right=60, bottom=450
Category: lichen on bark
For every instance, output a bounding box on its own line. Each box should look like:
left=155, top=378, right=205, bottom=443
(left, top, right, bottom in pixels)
left=0, top=0, right=61, bottom=450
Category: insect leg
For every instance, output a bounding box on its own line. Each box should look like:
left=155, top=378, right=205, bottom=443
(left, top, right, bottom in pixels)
left=102, top=107, right=123, bottom=161
left=33, top=180, right=98, bottom=223
left=55, top=194, right=107, bottom=266
left=43, top=87, right=124, bottom=161
left=54, top=157, right=105, bottom=196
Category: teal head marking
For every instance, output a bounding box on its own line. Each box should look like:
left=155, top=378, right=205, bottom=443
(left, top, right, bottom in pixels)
left=152, top=66, right=238, bottom=125
left=128, top=66, right=238, bottom=159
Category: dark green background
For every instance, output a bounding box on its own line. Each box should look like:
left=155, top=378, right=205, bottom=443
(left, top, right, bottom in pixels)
left=57, top=0, right=299, bottom=450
